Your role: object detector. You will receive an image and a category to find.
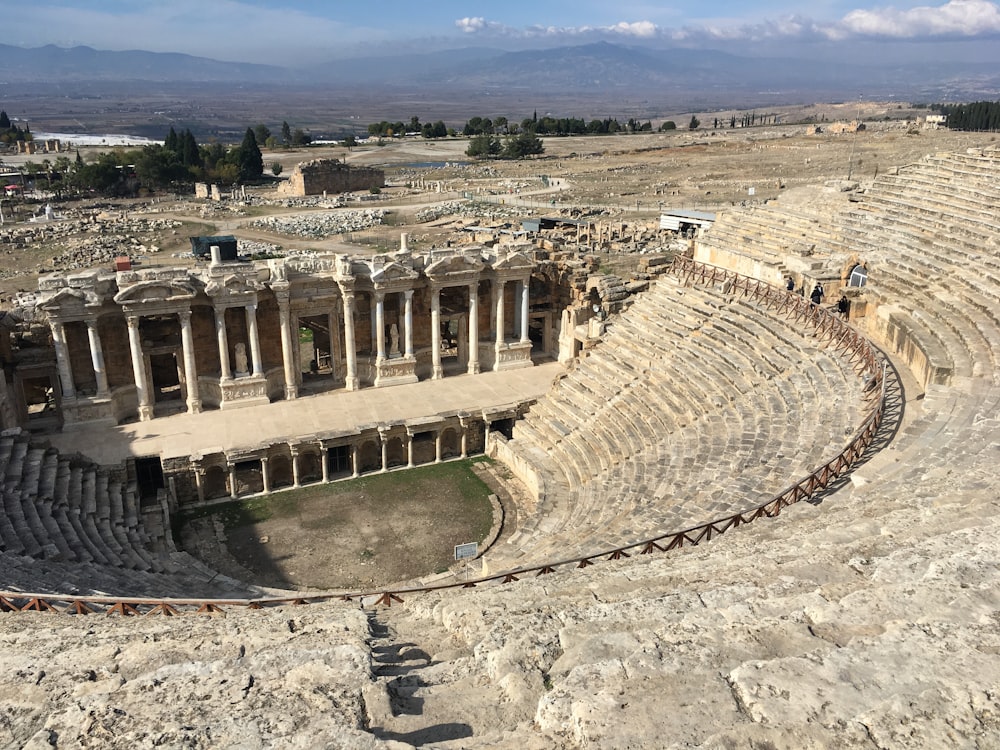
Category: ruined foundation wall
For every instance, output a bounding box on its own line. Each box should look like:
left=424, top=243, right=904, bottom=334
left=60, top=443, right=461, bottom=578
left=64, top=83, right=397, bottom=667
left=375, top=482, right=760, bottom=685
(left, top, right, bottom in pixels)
left=278, top=159, right=385, bottom=197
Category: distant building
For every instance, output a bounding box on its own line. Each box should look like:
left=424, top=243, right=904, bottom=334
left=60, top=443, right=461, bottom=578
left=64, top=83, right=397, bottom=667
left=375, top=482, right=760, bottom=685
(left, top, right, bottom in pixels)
left=277, top=158, right=384, bottom=197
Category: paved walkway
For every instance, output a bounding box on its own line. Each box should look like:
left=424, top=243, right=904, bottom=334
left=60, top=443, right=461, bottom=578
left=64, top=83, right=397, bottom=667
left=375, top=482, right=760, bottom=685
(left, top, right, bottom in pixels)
left=49, top=362, right=561, bottom=465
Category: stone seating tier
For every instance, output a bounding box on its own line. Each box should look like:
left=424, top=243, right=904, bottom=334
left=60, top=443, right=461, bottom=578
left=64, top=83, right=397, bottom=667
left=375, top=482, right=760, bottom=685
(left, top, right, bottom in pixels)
left=0, top=431, right=186, bottom=592
left=497, top=276, right=867, bottom=566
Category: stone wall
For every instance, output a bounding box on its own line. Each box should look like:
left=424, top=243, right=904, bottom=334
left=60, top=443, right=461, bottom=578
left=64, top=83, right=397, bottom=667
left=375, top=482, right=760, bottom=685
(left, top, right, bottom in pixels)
left=277, top=159, right=384, bottom=197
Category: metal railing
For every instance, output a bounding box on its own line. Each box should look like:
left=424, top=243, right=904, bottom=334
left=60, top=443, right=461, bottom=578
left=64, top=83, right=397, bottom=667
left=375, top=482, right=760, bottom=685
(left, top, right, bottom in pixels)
left=0, top=258, right=890, bottom=616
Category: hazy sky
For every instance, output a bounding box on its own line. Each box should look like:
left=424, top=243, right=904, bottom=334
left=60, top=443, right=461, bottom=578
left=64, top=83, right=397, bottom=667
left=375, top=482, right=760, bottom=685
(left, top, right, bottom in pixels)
left=6, top=0, right=1000, bottom=65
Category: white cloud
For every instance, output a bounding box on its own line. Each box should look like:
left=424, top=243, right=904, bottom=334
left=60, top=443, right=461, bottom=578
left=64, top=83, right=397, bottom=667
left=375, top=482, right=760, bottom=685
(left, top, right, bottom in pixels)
left=608, top=21, right=659, bottom=37
left=840, top=0, right=1000, bottom=37
left=453, top=2, right=1000, bottom=46
left=454, top=17, right=660, bottom=39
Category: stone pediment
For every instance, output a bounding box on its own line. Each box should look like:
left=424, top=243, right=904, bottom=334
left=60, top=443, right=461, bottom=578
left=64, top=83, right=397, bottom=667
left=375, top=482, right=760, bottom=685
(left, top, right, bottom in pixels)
left=37, top=287, right=104, bottom=314
left=114, top=279, right=197, bottom=305
left=204, top=274, right=260, bottom=298
left=492, top=251, right=534, bottom=273
left=424, top=253, right=484, bottom=279
left=371, top=261, right=419, bottom=285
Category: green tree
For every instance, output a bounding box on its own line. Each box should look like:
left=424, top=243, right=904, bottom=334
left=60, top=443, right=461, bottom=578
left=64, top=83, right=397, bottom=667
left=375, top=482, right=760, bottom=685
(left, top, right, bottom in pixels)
left=291, top=128, right=312, bottom=147
left=270, top=161, right=283, bottom=176
left=0, top=110, right=9, bottom=130
left=164, top=126, right=179, bottom=152
left=135, top=144, right=187, bottom=189
left=236, top=127, right=264, bottom=182
left=281, top=120, right=292, bottom=146
left=660, top=121, right=677, bottom=131
left=688, top=115, right=700, bottom=130
left=343, top=134, right=357, bottom=151
left=466, top=134, right=501, bottom=158
left=503, top=131, right=544, bottom=159
left=180, top=129, right=200, bottom=167
left=254, top=124, right=271, bottom=147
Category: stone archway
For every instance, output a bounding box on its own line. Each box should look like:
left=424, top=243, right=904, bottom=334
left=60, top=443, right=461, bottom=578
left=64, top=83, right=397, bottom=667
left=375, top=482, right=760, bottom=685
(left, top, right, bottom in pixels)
left=386, top=436, right=406, bottom=468
left=359, top=440, right=381, bottom=473
left=204, top=465, right=228, bottom=500
left=298, top=451, right=322, bottom=484
left=440, top=427, right=460, bottom=459
left=269, top=455, right=293, bottom=489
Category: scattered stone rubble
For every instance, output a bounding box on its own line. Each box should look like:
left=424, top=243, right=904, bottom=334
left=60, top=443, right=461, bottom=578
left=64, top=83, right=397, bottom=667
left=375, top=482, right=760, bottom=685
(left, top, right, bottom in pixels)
left=246, top=209, right=386, bottom=238
left=0, top=213, right=181, bottom=278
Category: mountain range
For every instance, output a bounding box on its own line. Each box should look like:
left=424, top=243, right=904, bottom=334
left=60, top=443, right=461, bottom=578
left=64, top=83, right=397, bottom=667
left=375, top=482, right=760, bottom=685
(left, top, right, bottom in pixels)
left=1, top=41, right=998, bottom=104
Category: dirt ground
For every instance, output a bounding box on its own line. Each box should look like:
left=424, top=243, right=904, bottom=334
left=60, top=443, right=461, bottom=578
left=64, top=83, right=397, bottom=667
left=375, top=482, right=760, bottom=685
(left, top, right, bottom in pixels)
left=178, top=460, right=496, bottom=592
left=2, top=107, right=995, bottom=302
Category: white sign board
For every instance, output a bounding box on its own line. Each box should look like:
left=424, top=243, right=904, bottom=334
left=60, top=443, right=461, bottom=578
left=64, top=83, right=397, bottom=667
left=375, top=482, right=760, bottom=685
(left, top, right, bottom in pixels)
left=454, top=542, right=478, bottom=561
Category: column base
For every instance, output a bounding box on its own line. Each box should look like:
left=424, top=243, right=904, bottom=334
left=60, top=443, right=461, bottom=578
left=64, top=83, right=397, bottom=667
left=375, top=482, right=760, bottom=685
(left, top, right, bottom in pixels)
left=374, top=356, right=418, bottom=387
left=138, top=404, right=155, bottom=422
left=467, top=362, right=481, bottom=375
left=186, top=399, right=203, bottom=415
left=494, top=340, right=535, bottom=371
left=432, top=365, right=444, bottom=380
left=345, top=376, right=360, bottom=391
left=219, top=375, right=270, bottom=410
left=285, top=384, right=299, bottom=400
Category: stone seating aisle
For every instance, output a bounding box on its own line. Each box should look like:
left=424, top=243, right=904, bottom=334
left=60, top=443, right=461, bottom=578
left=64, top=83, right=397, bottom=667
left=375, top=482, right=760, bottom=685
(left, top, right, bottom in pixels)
left=496, top=277, right=867, bottom=566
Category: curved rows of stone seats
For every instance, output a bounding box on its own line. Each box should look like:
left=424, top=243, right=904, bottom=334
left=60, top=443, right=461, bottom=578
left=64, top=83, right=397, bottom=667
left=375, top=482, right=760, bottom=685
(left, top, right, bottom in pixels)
left=0, top=429, right=263, bottom=600
left=837, top=148, right=1000, bottom=388
left=347, top=148, right=1000, bottom=746
left=697, top=201, right=845, bottom=263
left=490, top=270, right=872, bottom=568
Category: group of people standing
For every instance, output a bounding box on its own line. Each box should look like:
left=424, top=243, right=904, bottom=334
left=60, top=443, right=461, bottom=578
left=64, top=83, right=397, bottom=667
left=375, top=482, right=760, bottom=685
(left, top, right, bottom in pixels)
left=786, top=277, right=850, bottom=319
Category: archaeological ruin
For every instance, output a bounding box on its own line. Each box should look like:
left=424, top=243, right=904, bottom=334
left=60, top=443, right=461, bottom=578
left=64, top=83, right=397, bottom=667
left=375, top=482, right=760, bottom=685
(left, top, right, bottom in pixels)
left=277, top=157, right=385, bottom=196
left=1, top=142, right=999, bottom=747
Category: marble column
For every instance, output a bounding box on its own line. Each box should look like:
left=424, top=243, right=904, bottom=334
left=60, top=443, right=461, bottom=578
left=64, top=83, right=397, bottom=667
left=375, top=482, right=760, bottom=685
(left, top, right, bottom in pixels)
left=178, top=310, right=201, bottom=414
left=277, top=299, right=298, bottom=400
left=261, top=456, right=271, bottom=494
left=520, top=277, right=531, bottom=343
left=215, top=307, right=232, bottom=381
left=435, top=432, right=443, bottom=463
left=228, top=464, right=237, bottom=499
left=50, top=321, right=76, bottom=400
left=375, top=292, right=386, bottom=363
left=246, top=303, right=263, bottom=376
left=291, top=448, right=301, bottom=488
left=431, top=287, right=443, bottom=380
left=460, top=422, right=468, bottom=459
left=328, top=308, right=341, bottom=384
left=494, top=280, right=505, bottom=371
left=380, top=433, right=388, bottom=473
left=193, top=467, right=205, bottom=503
left=467, top=282, right=480, bottom=375
left=351, top=443, right=360, bottom=478
left=126, top=315, right=152, bottom=421
left=342, top=292, right=359, bottom=390
left=85, top=319, right=110, bottom=397
left=490, top=281, right=499, bottom=340
left=406, top=430, right=415, bottom=468
left=320, top=446, right=329, bottom=483
left=403, top=289, right=414, bottom=358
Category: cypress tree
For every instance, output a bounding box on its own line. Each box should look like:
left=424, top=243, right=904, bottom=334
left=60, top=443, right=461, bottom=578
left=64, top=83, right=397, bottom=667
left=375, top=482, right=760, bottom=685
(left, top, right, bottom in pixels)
left=237, top=127, right=264, bottom=182
left=181, top=129, right=199, bottom=167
